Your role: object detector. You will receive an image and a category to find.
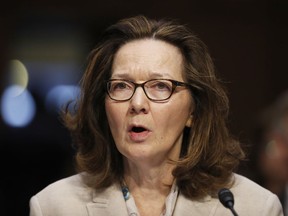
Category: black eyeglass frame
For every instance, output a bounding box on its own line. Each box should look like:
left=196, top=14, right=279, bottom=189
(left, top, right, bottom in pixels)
left=106, top=78, right=192, bottom=102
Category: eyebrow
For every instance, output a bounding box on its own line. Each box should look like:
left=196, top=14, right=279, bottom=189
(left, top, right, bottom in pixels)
left=111, top=72, right=174, bottom=80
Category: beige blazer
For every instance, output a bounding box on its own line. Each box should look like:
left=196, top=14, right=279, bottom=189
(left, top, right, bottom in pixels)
left=29, top=173, right=283, bottom=216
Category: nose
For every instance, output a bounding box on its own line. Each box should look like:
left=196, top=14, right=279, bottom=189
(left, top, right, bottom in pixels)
left=129, top=86, right=149, bottom=114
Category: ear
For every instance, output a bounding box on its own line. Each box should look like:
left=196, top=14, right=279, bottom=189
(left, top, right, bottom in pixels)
left=185, top=114, right=193, bottom=128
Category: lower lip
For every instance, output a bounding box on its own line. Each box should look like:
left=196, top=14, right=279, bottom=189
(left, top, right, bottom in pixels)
left=128, top=131, right=151, bottom=142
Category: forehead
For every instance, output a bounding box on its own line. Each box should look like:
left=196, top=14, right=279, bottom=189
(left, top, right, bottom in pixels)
left=114, top=39, right=182, bottom=62
left=112, top=39, right=184, bottom=79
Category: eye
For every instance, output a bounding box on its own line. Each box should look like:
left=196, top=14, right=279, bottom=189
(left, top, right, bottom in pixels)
left=110, top=81, right=132, bottom=91
left=115, top=82, right=127, bottom=89
left=150, top=80, right=172, bottom=91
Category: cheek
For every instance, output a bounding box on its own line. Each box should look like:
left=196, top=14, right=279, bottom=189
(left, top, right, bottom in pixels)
left=153, top=104, right=191, bottom=131
left=105, top=101, right=124, bottom=132
left=164, top=97, right=193, bottom=125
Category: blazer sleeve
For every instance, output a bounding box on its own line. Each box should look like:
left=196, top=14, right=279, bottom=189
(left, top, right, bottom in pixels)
left=263, top=193, right=284, bottom=216
left=29, top=196, right=43, bottom=216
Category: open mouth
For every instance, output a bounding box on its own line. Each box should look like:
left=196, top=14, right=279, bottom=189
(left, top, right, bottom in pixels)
left=131, top=126, right=147, bottom=133
left=128, top=125, right=150, bottom=141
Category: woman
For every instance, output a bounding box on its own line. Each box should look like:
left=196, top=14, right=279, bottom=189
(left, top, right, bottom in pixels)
left=29, top=15, right=283, bottom=216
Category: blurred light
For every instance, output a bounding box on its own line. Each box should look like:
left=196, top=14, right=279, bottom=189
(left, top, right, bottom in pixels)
left=1, top=85, right=36, bottom=127
left=9, top=59, right=29, bottom=94
left=45, top=85, right=80, bottom=113
left=24, top=62, right=81, bottom=99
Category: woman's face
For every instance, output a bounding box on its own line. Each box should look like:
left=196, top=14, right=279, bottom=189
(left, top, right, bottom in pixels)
left=105, top=39, right=194, bottom=165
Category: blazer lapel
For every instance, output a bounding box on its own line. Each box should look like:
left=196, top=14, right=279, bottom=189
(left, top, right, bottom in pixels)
left=85, top=182, right=227, bottom=216
left=86, top=183, right=128, bottom=216
left=173, top=193, right=220, bottom=216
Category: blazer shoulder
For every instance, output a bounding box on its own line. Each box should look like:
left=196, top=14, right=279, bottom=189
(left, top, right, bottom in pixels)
left=232, top=173, right=273, bottom=195
left=29, top=173, right=94, bottom=216
left=32, top=173, right=93, bottom=205
left=29, top=174, right=128, bottom=216
left=38, top=173, right=87, bottom=194
left=230, top=173, right=283, bottom=215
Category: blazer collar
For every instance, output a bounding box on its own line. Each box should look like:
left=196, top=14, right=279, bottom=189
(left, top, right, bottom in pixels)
left=173, top=193, right=220, bottom=216
left=85, top=181, right=220, bottom=216
left=86, top=183, right=129, bottom=216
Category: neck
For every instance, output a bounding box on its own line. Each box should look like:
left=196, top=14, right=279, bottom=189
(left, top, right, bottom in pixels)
left=122, top=160, right=177, bottom=216
left=123, top=159, right=175, bottom=192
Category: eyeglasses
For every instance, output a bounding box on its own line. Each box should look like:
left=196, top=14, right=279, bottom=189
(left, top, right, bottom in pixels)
left=106, top=79, right=191, bottom=102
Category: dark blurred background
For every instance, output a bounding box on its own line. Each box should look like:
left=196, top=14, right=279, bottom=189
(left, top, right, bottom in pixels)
left=1, top=0, right=288, bottom=215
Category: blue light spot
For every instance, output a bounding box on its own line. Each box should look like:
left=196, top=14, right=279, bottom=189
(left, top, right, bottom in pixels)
left=1, top=85, right=36, bottom=127
left=45, top=85, right=80, bottom=113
